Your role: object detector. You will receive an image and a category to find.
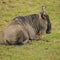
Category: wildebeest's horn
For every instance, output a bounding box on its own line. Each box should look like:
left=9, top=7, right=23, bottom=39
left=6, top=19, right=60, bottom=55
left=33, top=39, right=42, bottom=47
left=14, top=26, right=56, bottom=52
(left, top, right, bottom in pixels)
left=41, top=5, right=47, bottom=14
left=42, top=6, right=46, bottom=12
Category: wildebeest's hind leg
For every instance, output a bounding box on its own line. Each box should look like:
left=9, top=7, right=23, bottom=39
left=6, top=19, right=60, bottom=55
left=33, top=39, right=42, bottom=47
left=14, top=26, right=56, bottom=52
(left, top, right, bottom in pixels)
left=22, top=31, right=31, bottom=44
left=17, top=31, right=31, bottom=45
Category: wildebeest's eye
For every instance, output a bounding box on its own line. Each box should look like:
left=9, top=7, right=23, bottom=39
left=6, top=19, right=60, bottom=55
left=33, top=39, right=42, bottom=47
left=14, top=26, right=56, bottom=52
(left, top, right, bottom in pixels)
left=43, top=14, right=49, bottom=20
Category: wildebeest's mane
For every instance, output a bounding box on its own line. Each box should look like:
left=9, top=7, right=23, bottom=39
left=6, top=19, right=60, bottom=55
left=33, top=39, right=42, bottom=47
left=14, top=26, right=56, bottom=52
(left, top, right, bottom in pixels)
left=13, top=14, right=38, bottom=23
left=30, top=14, right=40, bottom=34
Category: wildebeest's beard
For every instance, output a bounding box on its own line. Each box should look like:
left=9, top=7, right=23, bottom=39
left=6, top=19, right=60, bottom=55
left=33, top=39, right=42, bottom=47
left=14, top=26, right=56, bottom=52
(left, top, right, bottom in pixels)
left=43, top=14, right=51, bottom=34
left=46, top=15, right=51, bottom=34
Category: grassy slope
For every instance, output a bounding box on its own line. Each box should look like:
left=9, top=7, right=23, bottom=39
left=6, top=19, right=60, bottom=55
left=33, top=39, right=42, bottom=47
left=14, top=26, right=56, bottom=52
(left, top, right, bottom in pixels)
left=0, top=0, right=60, bottom=60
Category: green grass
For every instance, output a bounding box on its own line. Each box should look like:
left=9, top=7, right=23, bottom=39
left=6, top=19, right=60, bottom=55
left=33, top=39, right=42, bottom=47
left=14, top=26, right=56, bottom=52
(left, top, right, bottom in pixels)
left=0, top=0, right=60, bottom=60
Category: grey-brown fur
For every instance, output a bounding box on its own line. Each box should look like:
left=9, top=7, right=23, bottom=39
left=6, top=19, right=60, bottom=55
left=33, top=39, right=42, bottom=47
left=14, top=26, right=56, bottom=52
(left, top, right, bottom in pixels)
left=2, top=6, right=51, bottom=45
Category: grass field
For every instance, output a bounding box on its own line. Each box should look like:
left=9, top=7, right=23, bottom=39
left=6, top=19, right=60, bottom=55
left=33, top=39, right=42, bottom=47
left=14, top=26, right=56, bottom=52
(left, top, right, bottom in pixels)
left=0, top=0, right=60, bottom=60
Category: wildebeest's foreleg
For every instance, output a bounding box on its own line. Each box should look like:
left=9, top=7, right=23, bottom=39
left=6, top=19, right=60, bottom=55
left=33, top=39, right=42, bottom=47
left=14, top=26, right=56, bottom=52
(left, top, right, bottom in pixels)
left=22, top=30, right=31, bottom=44
left=38, top=30, right=46, bottom=39
left=30, top=35, right=40, bottom=40
left=22, top=39, right=31, bottom=44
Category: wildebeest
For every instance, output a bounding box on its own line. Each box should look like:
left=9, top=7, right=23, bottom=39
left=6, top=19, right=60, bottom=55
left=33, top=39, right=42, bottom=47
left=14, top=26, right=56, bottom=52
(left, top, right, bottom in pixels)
left=2, top=6, right=51, bottom=45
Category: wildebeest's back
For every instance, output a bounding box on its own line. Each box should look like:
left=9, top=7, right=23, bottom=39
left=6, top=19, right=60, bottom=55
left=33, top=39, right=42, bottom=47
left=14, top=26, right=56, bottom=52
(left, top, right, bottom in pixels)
left=13, top=14, right=41, bottom=34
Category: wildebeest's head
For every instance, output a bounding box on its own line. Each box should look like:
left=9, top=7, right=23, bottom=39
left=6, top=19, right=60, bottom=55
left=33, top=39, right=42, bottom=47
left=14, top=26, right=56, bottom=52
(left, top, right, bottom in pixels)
left=40, top=6, right=51, bottom=34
